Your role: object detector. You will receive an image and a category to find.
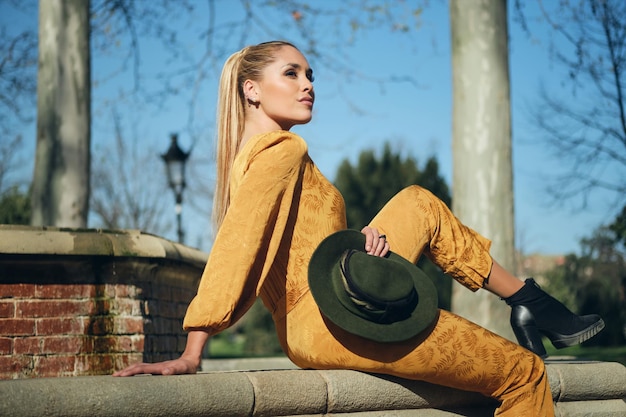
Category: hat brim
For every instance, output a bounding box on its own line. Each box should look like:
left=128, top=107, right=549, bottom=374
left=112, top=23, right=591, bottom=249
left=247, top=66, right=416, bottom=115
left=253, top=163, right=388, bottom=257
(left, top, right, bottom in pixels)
left=308, top=229, right=438, bottom=343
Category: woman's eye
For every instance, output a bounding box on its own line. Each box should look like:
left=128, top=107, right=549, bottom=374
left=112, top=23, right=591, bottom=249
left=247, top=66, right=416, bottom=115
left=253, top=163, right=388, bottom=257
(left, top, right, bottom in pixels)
left=285, top=70, right=297, bottom=77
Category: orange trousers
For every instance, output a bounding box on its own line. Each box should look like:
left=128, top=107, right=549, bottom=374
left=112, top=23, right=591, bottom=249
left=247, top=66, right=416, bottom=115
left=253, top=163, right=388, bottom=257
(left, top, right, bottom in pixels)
left=281, top=186, right=554, bottom=416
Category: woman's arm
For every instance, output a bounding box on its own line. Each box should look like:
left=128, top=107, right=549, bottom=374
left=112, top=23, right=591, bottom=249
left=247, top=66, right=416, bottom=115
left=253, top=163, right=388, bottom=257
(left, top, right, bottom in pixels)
left=183, top=133, right=307, bottom=330
left=114, top=133, right=306, bottom=376
left=112, top=330, right=209, bottom=376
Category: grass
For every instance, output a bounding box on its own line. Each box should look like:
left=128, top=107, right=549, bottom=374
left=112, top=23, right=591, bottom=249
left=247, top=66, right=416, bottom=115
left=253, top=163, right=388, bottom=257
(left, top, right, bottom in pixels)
left=207, top=335, right=246, bottom=358
left=545, top=343, right=626, bottom=366
left=208, top=333, right=626, bottom=366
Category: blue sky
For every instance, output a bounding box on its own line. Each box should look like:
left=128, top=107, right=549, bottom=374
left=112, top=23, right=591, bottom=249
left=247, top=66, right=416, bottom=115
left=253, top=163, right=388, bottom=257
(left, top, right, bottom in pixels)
left=2, top=1, right=620, bottom=255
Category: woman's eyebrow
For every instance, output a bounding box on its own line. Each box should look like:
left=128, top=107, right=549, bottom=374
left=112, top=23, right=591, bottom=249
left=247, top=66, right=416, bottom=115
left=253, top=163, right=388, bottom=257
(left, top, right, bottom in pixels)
left=282, top=63, right=313, bottom=72
left=281, top=63, right=314, bottom=79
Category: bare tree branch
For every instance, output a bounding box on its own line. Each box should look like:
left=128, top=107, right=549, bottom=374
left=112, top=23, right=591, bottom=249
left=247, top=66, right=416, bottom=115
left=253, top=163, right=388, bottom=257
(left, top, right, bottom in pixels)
left=0, top=134, right=25, bottom=194
left=3, top=0, right=430, bottom=241
left=90, top=110, right=171, bottom=234
left=526, top=0, right=626, bottom=207
left=0, top=26, right=37, bottom=136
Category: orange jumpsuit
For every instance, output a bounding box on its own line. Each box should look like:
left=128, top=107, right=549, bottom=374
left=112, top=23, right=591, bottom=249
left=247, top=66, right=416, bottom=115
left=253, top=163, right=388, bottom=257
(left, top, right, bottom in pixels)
left=183, top=131, right=554, bottom=416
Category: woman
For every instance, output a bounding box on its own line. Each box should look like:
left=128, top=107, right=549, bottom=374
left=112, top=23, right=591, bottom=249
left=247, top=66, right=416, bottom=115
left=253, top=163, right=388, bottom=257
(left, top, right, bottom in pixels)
left=114, top=41, right=604, bottom=416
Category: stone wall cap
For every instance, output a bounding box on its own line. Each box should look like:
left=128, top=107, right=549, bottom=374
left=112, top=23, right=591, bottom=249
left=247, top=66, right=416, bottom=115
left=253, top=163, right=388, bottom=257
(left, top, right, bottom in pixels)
left=0, top=225, right=208, bottom=267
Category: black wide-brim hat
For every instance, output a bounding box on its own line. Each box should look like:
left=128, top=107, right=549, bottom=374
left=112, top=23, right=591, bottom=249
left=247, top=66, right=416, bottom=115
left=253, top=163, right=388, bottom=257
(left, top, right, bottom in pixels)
left=308, top=229, right=438, bottom=343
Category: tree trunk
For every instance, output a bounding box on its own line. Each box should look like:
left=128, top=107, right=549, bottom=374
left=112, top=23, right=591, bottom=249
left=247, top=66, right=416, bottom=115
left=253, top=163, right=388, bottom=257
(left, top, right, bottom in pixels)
left=31, top=0, right=91, bottom=227
left=449, top=0, right=515, bottom=340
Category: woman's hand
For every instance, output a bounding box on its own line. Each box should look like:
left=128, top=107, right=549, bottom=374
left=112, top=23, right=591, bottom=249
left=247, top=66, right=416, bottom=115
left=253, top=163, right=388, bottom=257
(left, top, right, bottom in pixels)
left=361, top=226, right=390, bottom=257
left=113, top=329, right=209, bottom=377
left=112, top=356, right=199, bottom=377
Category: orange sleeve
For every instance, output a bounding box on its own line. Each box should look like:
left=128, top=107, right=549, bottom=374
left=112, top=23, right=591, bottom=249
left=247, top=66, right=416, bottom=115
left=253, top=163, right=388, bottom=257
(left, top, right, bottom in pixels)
left=183, top=132, right=307, bottom=333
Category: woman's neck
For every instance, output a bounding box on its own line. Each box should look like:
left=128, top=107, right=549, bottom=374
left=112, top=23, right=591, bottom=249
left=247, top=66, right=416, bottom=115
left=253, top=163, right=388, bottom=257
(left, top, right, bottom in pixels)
left=240, top=118, right=289, bottom=148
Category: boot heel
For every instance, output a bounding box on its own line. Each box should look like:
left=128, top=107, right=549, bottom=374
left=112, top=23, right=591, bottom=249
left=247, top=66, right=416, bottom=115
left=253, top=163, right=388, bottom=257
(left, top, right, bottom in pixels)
left=510, top=305, right=547, bottom=358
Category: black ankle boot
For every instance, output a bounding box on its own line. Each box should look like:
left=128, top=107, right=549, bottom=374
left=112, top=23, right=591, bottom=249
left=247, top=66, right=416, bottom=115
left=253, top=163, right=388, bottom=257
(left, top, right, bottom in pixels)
left=504, top=278, right=605, bottom=358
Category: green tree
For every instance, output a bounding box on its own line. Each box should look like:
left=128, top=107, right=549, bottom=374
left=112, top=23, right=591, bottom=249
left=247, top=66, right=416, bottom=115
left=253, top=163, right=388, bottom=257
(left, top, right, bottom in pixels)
left=335, top=142, right=451, bottom=229
left=543, top=226, right=626, bottom=347
left=609, top=205, right=626, bottom=249
left=0, top=186, right=31, bottom=225
left=0, top=133, right=30, bottom=225
left=334, top=142, right=454, bottom=310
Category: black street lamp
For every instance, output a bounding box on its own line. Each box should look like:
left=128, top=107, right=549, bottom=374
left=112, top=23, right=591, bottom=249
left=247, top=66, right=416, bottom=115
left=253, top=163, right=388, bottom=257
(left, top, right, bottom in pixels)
left=161, top=133, right=190, bottom=243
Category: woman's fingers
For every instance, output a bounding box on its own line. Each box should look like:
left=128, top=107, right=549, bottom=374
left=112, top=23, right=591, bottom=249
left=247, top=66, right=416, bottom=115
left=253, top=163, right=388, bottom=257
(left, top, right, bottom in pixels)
left=112, top=358, right=197, bottom=377
left=361, top=226, right=390, bottom=257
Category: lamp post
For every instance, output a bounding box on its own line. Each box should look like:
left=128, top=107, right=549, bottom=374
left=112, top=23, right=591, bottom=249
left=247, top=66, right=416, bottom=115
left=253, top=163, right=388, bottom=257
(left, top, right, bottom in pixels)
left=161, top=133, right=190, bottom=244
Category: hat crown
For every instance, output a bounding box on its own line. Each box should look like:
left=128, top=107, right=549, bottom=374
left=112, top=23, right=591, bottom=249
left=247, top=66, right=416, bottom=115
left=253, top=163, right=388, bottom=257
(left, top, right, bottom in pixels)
left=336, top=250, right=418, bottom=324
left=341, top=250, right=415, bottom=300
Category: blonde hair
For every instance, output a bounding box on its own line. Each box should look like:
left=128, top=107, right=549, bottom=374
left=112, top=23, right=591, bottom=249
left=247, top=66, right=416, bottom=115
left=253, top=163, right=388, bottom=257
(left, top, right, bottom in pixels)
left=213, top=41, right=298, bottom=229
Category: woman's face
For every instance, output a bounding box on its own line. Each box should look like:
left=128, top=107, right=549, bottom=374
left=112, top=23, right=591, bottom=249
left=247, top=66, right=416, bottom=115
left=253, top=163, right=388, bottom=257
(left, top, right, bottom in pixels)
left=250, top=46, right=315, bottom=131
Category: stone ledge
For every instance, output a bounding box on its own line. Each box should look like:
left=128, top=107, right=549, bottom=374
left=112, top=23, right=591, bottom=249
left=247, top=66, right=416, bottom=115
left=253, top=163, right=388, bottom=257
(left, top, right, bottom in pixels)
left=0, top=361, right=624, bottom=416
left=0, top=225, right=208, bottom=266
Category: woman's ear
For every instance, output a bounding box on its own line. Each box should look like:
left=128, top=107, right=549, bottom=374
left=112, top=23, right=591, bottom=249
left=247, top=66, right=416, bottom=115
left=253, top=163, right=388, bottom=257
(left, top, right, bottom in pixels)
left=243, top=80, right=259, bottom=104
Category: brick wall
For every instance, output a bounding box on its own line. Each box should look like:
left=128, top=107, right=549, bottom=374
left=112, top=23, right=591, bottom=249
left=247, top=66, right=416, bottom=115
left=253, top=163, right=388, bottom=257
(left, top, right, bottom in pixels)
left=0, top=227, right=206, bottom=379
left=0, top=283, right=143, bottom=379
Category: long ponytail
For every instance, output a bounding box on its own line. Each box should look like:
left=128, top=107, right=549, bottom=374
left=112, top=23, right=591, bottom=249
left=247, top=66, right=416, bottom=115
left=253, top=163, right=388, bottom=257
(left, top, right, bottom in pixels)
left=212, top=41, right=298, bottom=230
